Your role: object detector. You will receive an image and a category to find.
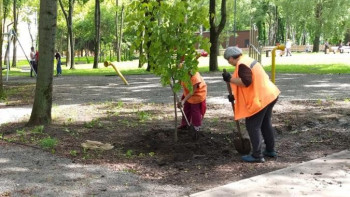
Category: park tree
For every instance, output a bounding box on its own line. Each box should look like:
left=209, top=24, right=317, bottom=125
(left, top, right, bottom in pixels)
left=58, top=0, right=76, bottom=69
left=115, top=0, right=124, bottom=62
left=129, top=0, right=209, bottom=141
left=11, top=0, right=25, bottom=68
left=28, top=0, right=58, bottom=125
left=0, top=0, right=3, bottom=98
left=0, top=0, right=12, bottom=98
left=209, top=0, right=226, bottom=71
left=93, top=0, right=101, bottom=69
left=11, top=0, right=17, bottom=68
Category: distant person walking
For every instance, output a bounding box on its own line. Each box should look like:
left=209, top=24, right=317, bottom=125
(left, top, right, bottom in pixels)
left=338, top=40, right=343, bottom=53
left=55, top=50, right=62, bottom=76
left=29, top=47, right=37, bottom=77
left=285, top=39, right=292, bottom=56
left=324, top=40, right=329, bottom=54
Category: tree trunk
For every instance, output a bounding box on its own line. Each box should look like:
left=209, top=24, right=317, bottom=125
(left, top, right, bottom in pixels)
left=93, top=0, right=100, bottom=69
left=28, top=0, right=58, bottom=125
left=27, top=22, right=34, bottom=47
left=209, top=0, right=227, bottom=72
left=58, top=0, right=75, bottom=69
left=117, top=5, right=124, bottom=62
left=115, top=0, right=119, bottom=61
left=138, top=30, right=144, bottom=68
left=0, top=3, right=3, bottom=97
left=312, top=2, right=322, bottom=52
left=12, top=0, right=17, bottom=68
left=67, top=34, right=71, bottom=67
left=68, top=0, right=75, bottom=69
left=209, top=35, right=219, bottom=71
left=313, top=31, right=321, bottom=52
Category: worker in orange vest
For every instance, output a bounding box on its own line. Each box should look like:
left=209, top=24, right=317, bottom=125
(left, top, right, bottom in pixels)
left=222, top=46, right=280, bottom=163
left=177, top=67, right=207, bottom=136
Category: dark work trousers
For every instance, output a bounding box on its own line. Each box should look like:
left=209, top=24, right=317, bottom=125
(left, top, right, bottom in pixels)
left=245, top=98, right=278, bottom=158
left=30, top=61, right=37, bottom=77
left=182, top=101, right=203, bottom=127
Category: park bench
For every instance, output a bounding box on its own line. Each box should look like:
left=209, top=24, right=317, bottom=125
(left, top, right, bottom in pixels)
left=330, top=46, right=350, bottom=53
left=262, top=45, right=313, bottom=57
left=262, top=46, right=282, bottom=57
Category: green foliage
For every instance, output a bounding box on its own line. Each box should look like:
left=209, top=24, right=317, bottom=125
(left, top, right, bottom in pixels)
left=116, top=101, right=124, bottom=109
left=0, top=92, right=7, bottom=101
left=128, top=0, right=210, bottom=93
left=70, top=150, right=78, bottom=157
left=84, top=119, right=103, bottom=128
left=125, top=149, right=133, bottom=158
left=32, top=125, right=44, bottom=134
left=39, top=137, right=58, bottom=150
left=16, top=129, right=27, bottom=142
left=137, top=111, right=151, bottom=122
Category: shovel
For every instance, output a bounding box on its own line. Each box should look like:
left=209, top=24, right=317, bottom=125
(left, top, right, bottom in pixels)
left=223, top=69, right=251, bottom=154
left=169, top=83, right=199, bottom=141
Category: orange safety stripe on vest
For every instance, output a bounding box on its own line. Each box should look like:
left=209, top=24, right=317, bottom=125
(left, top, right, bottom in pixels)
left=182, top=72, right=207, bottom=104
left=231, top=56, right=280, bottom=120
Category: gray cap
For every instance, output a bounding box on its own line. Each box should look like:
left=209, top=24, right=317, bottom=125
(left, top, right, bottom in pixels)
left=224, top=46, right=242, bottom=60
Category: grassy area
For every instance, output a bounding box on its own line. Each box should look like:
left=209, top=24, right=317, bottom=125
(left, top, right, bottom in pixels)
left=2, top=57, right=350, bottom=77
left=263, top=64, right=350, bottom=74
left=198, top=64, right=350, bottom=74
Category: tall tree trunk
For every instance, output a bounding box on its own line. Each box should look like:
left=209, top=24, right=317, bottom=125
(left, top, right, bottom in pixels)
left=209, top=35, right=219, bottom=71
left=209, top=0, right=227, bottom=72
left=312, top=2, right=322, bottom=52
left=67, top=34, right=71, bottom=67
left=68, top=0, right=75, bottom=69
left=115, top=0, right=119, bottom=61
left=28, top=0, right=58, bottom=125
left=58, top=0, right=75, bottom=69
left=27, top=22, right=34, bottom=47
left=93, top=0, right=100, bottom=69
left=12, top=0, right=17, bottom=68
left=117, top=5, right=124, bottom=62
left=0, top=2, right=3, bottom=97
left=138, top=30, right=144, bottom=68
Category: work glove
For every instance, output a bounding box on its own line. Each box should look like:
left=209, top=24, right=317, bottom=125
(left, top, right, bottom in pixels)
left=222, top=72, right=232, bottom=82
left=227, top=94, right=235, bottom=103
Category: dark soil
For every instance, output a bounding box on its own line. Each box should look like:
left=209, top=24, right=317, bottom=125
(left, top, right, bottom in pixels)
left=1, top=93, right=350, bottom=192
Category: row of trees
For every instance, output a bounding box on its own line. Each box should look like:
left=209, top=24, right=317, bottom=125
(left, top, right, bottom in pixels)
left=0, top=0, right=350, bottom=125
left=1, top=0, right=350, bottom=71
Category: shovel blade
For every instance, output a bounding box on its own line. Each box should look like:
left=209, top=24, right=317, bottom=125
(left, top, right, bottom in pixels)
left=189, top=125, right=199, bottom=141
left=233, top=137, right=251, bottom=154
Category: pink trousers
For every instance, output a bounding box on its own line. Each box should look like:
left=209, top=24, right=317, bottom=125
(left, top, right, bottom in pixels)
left=181, top=100, right=206, bottom=127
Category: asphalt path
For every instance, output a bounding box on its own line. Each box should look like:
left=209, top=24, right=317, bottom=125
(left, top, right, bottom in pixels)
left=3, top=73, right=350, bottom=107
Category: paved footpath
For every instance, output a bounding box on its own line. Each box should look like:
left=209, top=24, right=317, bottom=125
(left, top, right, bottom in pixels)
left=191, top=150, right=350, bottom=197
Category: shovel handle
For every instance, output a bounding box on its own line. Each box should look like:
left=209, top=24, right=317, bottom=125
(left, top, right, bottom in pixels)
left=223, top=69, right=244, bottom=139
left=169, top=82, right=191, bottom=127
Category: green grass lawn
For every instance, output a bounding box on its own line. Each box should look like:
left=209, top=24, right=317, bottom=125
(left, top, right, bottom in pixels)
left=2, top=56, right=350, bottom=77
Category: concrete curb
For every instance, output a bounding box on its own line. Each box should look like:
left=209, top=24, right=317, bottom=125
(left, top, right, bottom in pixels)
left=190, top=150, right=350, bottom=197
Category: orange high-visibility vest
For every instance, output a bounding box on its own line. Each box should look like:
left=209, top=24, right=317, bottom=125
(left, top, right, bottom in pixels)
left=231, top=56, right=280, bottom=120
left=182, top=72, right=207, bottom=104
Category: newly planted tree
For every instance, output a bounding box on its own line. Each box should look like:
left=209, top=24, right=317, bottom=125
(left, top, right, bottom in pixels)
left=129, top=0, right=210, bottom=142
